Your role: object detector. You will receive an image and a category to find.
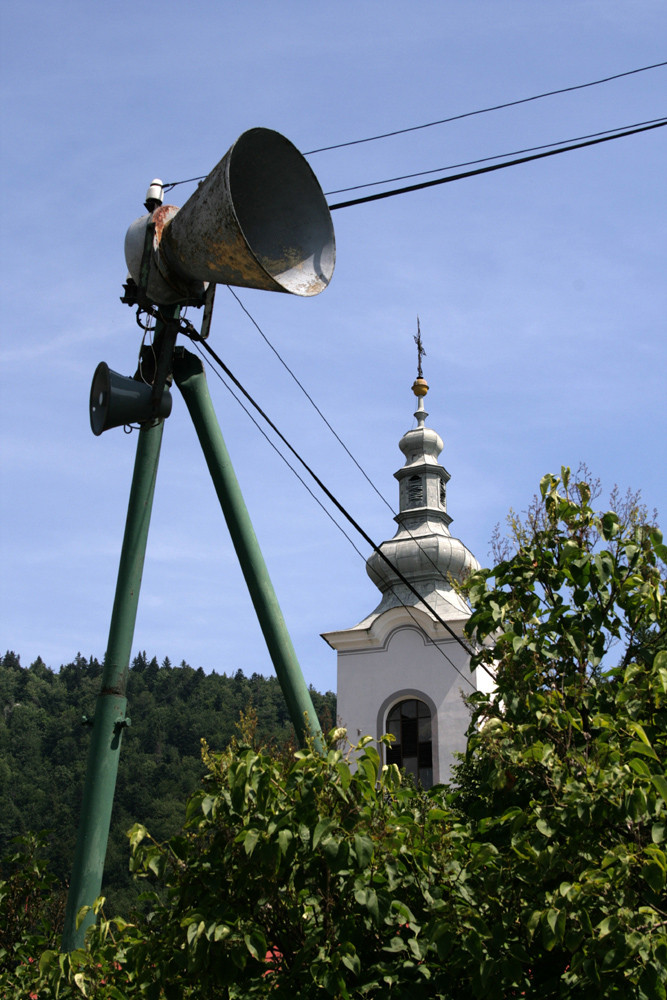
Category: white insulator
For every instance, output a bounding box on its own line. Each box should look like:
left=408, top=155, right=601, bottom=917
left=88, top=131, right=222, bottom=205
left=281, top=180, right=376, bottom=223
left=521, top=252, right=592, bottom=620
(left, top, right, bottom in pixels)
left=144, top=179, right=164, bottom=208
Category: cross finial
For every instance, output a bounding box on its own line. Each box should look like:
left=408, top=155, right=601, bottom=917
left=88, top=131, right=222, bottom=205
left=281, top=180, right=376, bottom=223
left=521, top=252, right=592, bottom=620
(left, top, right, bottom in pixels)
left=414, top=317, right=426, bottom=379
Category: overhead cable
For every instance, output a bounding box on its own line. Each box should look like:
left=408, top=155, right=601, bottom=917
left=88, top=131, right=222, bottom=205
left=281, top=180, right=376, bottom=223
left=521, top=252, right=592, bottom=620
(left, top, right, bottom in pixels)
left=195, top=336, right=489, bottom=673
left=305, top=60, right=667, bottom=154
left=161, top=62, right=667, bottom=193
left=325, top=117, right=667, bottom=196
left=192, top=341, right=368, bottom=563
left=227, top=286, right=395, bottom=517
left=328, top=119, right=667, bottom=210
left=195, top=339, right=478, bottom=689
left=226, top=290, right=480, bottom=603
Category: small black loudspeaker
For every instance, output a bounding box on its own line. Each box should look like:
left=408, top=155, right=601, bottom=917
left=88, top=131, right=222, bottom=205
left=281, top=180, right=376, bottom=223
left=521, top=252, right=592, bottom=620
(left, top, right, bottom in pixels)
left=89, top=362, right=172, bottom=436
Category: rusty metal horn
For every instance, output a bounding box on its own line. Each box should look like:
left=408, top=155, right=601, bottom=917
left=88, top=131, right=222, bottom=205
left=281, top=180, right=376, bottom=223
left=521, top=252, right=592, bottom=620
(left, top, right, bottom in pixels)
left=125, top=129, right=335, bottom=305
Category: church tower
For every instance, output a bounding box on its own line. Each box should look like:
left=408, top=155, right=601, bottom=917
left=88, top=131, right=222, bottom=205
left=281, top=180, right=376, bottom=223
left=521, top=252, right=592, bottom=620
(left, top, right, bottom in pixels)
left=322, top=351, right=492, bottom=785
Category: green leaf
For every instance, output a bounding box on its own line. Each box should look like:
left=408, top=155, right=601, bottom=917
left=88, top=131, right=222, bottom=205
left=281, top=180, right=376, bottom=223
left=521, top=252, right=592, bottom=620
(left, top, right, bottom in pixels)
left=644, top=844, right=667, bottom=873
left=244, top=928, right=267, bottom=960
left=536, top=818, right=555, bottom=838
left=187, top=920, right=205, bottom=945
left=601, top=511, right=620, bottom=539
left=629, top=756, right=654, bottom=777
left=383, top=935, right=408, bottom=953
left=408, top=936, right=423, bottom=960
left=642, top=862, right=666, bottom=892
left=650, top=531, right=667, bottom=562
left=147, top=851, right=165, bottom=877
left=358, top=756, right=378, bottom=786
left=298, top=823, right=311, bottom=845
left=657, top=666, right=667, bottom=695
left=277, top=828, right=293, bottom=855
left=542, top=908, right=565, bottom=950
left=601, top=942, right=627, bottom=971
left=630, top=742, right=660, bottom=761
left=201, top=795, right=216, bottom=817
left=628, top=786, right=649, bottom=821
left=75, top=904, right=92, bottom=930
left=322, top=836, right=348, bottom=870
left=597, top=915, right=618, bottom=938
left=353, top=833, right=373, bottom=869
left=390, top=900, right=415, bottom=924
left=127, top=822, right=149, bottom=850
left=313, top=817, right=336, bottom=849
left=74, top=972, right=88, bottom=996
left=38, top=949, right=60, bottom=974
left=243, top=828, right=260, bottom=856
left=341, top=949, right=361, bottom=975
left=628, top=721, right=653, bottom=748
left=336, top=761, right=352, bottom=790
left=355, top=887, right=380, bottom=925
left=652, top=774, right=667, bottom=805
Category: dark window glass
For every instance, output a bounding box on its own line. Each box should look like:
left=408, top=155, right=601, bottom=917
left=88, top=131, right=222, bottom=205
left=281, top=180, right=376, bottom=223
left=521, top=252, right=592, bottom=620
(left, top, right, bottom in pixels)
left=407, top=475, right=423, bottom=507
left=385, top=698, right=433, bottom=788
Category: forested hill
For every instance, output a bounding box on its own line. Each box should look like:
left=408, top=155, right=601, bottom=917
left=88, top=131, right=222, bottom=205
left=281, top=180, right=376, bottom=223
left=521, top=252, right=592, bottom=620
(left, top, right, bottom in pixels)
left=0, top=650, right=336, bottom=912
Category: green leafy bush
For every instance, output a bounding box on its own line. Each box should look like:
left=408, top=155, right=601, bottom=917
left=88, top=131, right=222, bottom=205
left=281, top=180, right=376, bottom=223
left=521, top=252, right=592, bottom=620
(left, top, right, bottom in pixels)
left=3, top=469, right=665, bottom=998
left=454, top=469, right=667, bottom=997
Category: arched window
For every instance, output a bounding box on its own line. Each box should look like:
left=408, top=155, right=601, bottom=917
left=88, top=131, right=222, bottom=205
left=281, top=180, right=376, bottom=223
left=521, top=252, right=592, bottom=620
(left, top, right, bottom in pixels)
left=385, top=698, right=433, bottom=788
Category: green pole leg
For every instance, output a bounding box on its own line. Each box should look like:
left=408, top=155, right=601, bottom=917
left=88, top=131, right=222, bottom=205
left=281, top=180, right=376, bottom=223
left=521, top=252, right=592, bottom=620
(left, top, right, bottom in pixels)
left=62, top=416, right=165, bottom=951
left=173, top=348, right=323, bottom=752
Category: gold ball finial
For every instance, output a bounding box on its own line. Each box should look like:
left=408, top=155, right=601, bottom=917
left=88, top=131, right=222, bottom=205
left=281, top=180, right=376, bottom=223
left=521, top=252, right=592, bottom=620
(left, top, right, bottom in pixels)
left=412, top=377, right=429, bottom=397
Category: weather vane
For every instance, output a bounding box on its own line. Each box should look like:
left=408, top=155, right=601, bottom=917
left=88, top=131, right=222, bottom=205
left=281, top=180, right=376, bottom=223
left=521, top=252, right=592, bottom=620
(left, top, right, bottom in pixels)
left=414, top=317, right=426, bottom=379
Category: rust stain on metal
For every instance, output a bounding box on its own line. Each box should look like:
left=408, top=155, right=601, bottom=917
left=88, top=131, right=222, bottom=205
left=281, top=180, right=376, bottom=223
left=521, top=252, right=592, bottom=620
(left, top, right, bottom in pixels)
left=152, top=203, right=177, bottom=244
left=162, top=128, right=334, bottom=296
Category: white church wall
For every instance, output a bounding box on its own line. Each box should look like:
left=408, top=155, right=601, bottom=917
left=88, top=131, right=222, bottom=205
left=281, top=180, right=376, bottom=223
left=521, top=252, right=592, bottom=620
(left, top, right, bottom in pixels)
left=336, top=622, right=476, bottom=784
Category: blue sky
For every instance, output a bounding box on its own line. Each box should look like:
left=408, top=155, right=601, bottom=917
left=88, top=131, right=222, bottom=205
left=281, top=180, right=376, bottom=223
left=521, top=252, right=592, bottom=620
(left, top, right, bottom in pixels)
left=1, top=1, right=665, bottom=695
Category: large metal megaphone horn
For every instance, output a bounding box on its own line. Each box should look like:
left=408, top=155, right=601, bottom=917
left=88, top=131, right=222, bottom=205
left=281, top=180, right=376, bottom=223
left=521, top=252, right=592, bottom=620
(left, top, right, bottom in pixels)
left=124, top=128, right=335, bottom=306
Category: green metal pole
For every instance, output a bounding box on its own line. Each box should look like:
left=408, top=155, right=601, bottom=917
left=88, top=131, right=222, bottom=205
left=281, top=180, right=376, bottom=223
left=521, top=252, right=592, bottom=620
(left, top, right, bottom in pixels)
left=62, top=416, right=165, bottom=951
left=173, top=348, right=323, bottom=752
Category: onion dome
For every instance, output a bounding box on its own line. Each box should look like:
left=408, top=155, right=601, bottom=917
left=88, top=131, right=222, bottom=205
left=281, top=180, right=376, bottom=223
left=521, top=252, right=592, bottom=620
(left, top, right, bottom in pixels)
left=365, top=376, right=479, bottom=622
